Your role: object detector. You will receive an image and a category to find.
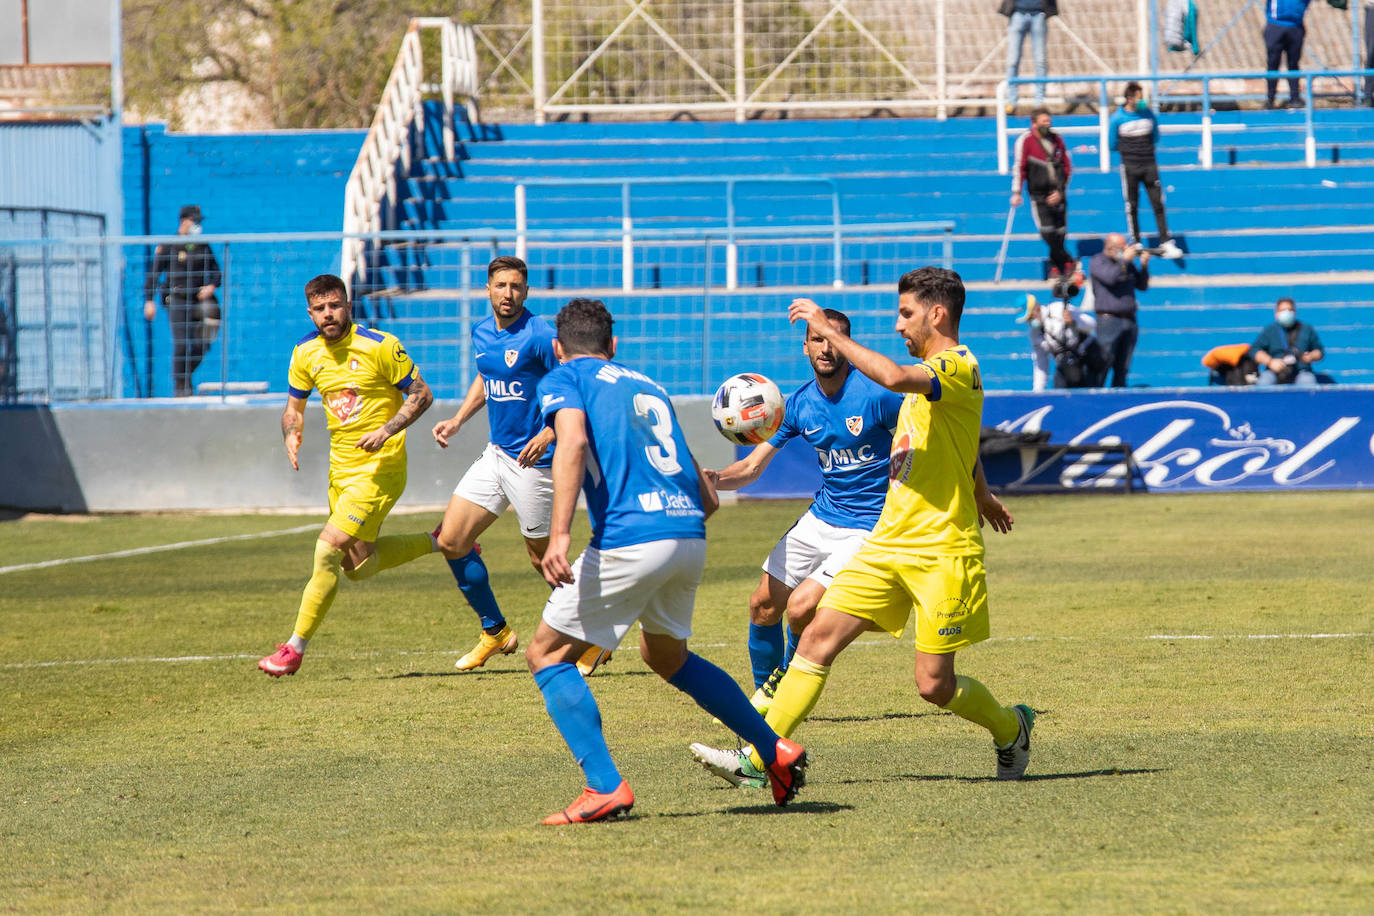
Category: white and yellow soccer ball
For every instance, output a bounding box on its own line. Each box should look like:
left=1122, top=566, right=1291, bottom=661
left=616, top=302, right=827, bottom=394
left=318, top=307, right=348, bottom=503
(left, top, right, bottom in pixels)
left=711, top=373, right=784, bottom=446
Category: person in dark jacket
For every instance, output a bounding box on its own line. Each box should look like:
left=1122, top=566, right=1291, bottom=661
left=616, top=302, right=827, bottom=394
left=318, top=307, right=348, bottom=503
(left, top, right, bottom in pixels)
left=1088, top=233, right=1150, bottom=387
left=1264, top=0, right=1312, bottom=108
left=143, top=205, right=222, bottom=396
left=1010, top=108, right=1074, bottom=277
left=1250, top=297, right=1324, bottom=386
left=1109, top=82, right=1182, bottom=258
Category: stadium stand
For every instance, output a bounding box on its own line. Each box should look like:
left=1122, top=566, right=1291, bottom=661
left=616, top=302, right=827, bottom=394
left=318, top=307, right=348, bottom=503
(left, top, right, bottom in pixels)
left=346, top=102, right=1374, bottom=394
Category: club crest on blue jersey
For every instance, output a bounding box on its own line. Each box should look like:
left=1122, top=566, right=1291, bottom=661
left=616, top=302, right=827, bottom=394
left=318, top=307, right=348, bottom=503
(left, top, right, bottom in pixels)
left=505, top=349, right=519, bottom=367
left=846, top=415, right=863, bottom=436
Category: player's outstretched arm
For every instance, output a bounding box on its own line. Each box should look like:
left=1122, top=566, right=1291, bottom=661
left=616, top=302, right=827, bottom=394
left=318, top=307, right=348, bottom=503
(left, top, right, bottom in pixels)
left=281, top=395, right=307, bottom=470
left=357, top=373, right=435, bottom=453
left=432, top=373, right=486, bottom=448
left=711, top=442, right=777, bottom=490
left=973, top=459, right=1013, bottom=534
left=788, top=298, right=934, bottom=395
left=541, top=408, right=587, bottom=588
left=694, top=459, right=720, bottom=519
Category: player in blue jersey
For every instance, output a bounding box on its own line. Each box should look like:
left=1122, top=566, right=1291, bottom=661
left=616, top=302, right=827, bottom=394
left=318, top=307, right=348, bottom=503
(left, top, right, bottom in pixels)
left=703, top=309, right=903, bottom=714
left=526, top=298, right=808, bottom=824
left=429, top=256, right=566, bottom=670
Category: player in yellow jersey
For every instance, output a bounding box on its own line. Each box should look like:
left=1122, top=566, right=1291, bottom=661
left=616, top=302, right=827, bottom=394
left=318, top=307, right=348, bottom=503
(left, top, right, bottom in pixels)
left=691, top=266, right=1034, bottom=785
left=258, top=274, right=437, bottom=677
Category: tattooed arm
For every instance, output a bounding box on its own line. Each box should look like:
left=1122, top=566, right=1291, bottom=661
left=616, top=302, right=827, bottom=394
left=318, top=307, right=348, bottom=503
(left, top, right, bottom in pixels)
left=282, top=395, right=307, bottom=470
left=356, top=374, right=435, bottom=453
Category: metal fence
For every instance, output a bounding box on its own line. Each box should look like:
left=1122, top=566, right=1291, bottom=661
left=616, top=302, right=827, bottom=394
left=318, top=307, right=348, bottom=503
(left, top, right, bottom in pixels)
left=467, top=0, right=1369, bottom=123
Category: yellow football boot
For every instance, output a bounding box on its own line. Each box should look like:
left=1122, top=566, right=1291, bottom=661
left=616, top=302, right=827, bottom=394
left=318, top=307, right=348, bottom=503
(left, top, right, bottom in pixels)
left=455, top=624, right=518, bottom=670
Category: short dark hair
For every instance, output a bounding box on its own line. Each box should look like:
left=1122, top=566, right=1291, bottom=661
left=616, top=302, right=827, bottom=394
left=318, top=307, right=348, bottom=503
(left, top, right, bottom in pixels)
left=804, top=308, right=851, bottom=337
left=898, top=266, right=965, bottom=326
left=556, top=298, right=614, bottom=357
left=304, top=274, right=348, bottom=302
left=1030, top=107, right=1050, bottom=121
left=1276, top=296, right=1296, bottom=310
left=488, top=256, right=528, bottom=280
left=1124, top=81, right=1143, bottom=98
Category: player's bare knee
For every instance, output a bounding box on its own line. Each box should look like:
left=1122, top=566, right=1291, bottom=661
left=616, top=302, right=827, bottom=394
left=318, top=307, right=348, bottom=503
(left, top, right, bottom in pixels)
left=917, top=672, right=956, bottom=706
left=436, top=528, right=474, bottom=557
left=749, top=589, right=783, bottom=626
left=784, top=594, right=817, bottom=631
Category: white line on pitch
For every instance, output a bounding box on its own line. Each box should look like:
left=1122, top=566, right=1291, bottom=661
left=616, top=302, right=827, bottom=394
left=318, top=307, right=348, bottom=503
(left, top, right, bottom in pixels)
left=3, top=632, right=1370, bottom=671
left=0, top=524, right=321, bottom=575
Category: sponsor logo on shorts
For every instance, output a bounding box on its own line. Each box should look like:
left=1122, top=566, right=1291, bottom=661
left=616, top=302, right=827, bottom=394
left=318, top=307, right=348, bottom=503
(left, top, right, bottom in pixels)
left=937, top=626, right=962, bottom=636
left=347, top=513, right=364, bottom=525
left=933, top=597, right=970, bottom=619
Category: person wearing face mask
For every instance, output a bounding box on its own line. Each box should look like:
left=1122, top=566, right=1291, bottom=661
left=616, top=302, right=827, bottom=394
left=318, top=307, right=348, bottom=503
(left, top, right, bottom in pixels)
left=1011, top=109, right=1075, bottom=279
left=142, top=205, right=222, bottom=396
left=1016, top=292, right=1105, bottom=390
left=1109, top=83, right=1182, bottom=260
left=1088, top=232, right=1150, bottom=388
left=1249, top=297, right=1324, bottom=386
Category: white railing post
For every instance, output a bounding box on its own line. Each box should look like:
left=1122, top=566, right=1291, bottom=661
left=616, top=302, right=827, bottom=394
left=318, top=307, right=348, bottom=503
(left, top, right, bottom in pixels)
left=996, top=81, right=1009, bottom=174
left=621, top=183, right=634, bottom=292
left=440, top=20, right=456, bottom=159
left=734, top=0, right=745, bottom=123
left=515, top=184, right=527, bottom=263
left=1136, top=0, right=1149, bottom=79
left=725, top=179, right=738, bottom=291
left=1304, top=81, right=1316, bottom=167
left=1201, top=78, right=1213, bottom=169
left=1098, top=79, right=1110, bottom=173
left=936, top=0, right=947, bottom=121
left=533, top=0, right=547, bottom=126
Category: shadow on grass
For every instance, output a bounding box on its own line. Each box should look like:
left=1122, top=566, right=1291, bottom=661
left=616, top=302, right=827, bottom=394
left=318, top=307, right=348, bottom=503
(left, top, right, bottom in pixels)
left=654, top=800, right=853, bottom=819
left=809, top=711, right=936, bottom=724
left=840, top=767, right=1165, bottom=785
left=383, top=667, right=658, bottom=680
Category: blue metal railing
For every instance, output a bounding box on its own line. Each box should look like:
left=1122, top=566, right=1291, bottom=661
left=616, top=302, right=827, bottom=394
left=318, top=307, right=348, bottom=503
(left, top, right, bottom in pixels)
left=997, top=69, right=1374, bottom=173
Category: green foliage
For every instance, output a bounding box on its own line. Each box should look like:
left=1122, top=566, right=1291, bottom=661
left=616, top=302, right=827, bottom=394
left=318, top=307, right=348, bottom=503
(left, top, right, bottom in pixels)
left=2, top=493, right=1373, bottom=910
left=122, top=0, right=510, bottom=129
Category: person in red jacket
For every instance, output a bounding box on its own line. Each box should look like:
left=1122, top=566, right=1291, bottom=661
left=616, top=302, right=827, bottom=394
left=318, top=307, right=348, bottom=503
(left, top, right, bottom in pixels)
left=1010, top=108, right=1074, bottom=277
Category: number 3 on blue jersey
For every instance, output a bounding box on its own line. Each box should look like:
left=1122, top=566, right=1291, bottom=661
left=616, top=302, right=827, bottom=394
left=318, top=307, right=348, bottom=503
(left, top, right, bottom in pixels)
left=634, top=393, right=682, bottom=475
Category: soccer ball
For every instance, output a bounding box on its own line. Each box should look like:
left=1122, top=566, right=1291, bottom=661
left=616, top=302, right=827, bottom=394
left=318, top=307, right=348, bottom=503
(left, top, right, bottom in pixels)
left=712, top=373, right=784, bottom=446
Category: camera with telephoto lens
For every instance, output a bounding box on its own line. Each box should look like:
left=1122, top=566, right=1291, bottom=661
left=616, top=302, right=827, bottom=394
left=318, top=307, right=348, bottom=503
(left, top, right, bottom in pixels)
left=1051, top=274, right=1079, bottom=301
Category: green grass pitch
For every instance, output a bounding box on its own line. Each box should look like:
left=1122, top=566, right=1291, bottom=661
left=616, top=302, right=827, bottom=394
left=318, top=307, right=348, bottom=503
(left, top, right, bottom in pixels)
left=2, top=492, right=1373, bottom=913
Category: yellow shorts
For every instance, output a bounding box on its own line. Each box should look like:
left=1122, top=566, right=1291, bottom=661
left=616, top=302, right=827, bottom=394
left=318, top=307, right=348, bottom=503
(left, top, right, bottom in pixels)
left=327, top=470, right=406, bottom=542
left=820, top=547, right=989, bottom=654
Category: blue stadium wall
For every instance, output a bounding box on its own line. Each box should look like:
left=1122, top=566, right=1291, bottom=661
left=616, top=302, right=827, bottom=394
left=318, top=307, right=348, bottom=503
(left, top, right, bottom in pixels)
left=120, top=124, right=365, bottom=397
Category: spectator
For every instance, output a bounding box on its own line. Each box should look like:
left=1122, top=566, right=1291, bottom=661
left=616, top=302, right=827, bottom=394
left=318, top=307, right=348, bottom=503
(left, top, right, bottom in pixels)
left=1250, top=297, right=1324, bottom=386
left=1110, top=82, right=1183, bottom=259
left=143, top=205, right=222, bottom=397
left=1011, top=109, right=1075, bottom=278
left=1016, top=292, right=1106, bottom=390
left=1364, top=0, right=1374, bottom=106
left=1000, top=0, right=1056, bottom=110
left=1264, top=0, right=1312, bottom=108
left=1088, top=233, right=1150, bottom=387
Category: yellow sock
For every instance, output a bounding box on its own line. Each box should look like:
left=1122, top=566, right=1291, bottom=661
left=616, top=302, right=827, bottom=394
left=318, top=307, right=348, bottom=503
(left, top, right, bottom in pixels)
left=293, top=541, right=344, bottom=641
left=748, top=655, right=830, bottom=770
left=942, top=674, right=1019, bottom=745
left=343, top=533, right=433, bottom=581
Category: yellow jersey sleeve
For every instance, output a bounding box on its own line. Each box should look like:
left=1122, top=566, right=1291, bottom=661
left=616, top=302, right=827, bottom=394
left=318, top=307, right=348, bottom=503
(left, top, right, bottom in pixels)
left=377, top=334, right=418, bottom=390
left=287, top=338, right=316, bottom=397
left=866, top=346, right=985, bottom=556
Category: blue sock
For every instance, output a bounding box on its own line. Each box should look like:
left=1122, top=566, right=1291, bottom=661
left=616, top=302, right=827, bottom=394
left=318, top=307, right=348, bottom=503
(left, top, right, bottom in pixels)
left=446, top=549, right=505, bottom=631
left=747, top=621, right=784, bottom=688
left=533, top=663, right=621, bottom=793
left=668, top=653, right=778, bottom=765
left=783, top=626, right=800, bottom=671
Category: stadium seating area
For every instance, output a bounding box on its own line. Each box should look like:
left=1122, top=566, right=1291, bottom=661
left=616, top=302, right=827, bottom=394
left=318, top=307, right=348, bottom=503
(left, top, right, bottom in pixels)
left=356, top=103, right=1374, bottom=394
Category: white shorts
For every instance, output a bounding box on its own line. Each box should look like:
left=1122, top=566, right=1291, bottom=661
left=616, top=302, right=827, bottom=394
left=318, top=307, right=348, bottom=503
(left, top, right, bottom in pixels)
left=542, top=538, right=707, bottom=650
left=762, top=509, right=870, bottom=590
left=453, top=442, right=554, bottom=538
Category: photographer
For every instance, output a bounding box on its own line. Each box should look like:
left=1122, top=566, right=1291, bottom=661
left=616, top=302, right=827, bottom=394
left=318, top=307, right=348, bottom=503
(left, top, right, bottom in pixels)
left=1017, top=289, right=1106, bottom=391
left=1250, top=297, right=1324, bottom=387
left=1088, top=233, right=1149, bottom=388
